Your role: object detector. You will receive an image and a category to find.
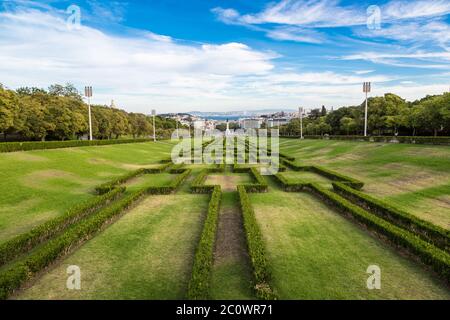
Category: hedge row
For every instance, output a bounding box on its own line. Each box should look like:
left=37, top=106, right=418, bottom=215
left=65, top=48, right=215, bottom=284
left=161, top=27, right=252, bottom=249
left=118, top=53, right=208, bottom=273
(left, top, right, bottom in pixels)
left=0, top=138, right=153, bottom=153
left=0, top=187, right=147, bottom=300
left=244, top=167, right=269, bottom=193
left=190, top=169, right=214, bottom=194
left=94, top=164, right=171, bottom=194
left=280, top=159, right=364, bottom=190
left=306, top=183, right=450, bottom=282
left=281, top=135, right=450, bottom=145
left=237, top=186, right=276, bottom=299
left=0, top=187, right=125, bottom=267
left=332, top=182, right=449, bottom=252
left=272, top=173, right=306, bottom=192
left=310, top=166, right=364, bottom=190
left=187, top=185, right=222, bottom=299
left=146, top=169, right=191, bottom=194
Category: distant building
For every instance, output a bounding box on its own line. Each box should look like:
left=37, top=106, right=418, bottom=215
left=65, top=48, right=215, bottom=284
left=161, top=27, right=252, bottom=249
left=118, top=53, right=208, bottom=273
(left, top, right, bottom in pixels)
left=241, top=118, right=262, bottom=129
left=267, top=118, right=290, bottom=128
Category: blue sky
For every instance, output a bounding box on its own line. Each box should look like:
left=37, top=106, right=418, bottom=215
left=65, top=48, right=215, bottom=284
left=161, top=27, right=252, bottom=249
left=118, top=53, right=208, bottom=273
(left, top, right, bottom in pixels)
left=0, top=0, right=449, bottom=113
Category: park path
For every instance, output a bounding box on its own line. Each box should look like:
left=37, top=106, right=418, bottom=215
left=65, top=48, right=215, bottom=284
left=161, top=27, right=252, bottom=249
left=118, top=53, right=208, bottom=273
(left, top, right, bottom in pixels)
left=209, top=185, right=254, bottom=299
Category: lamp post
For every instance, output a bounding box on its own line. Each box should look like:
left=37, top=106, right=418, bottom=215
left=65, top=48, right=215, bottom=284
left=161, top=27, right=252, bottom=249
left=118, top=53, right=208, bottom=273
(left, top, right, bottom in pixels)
left=151, top=109, right=156, bottom=142
left=299, top=107, right=304, bottom=139
left=84, top=86, right=93, bottom=141
left=363, top=82, right=371, bottom=137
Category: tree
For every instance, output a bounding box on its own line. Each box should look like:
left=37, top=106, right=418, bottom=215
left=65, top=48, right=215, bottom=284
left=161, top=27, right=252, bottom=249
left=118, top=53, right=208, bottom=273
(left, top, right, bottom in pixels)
left=340, top=116, right=357, bottom=135
left=0, top=86, right=19, bottom=140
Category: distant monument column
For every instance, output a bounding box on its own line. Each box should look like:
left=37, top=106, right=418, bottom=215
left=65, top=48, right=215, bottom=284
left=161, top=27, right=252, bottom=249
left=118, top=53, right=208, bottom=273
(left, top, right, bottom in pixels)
left=225, top=118, right=232, bottom=136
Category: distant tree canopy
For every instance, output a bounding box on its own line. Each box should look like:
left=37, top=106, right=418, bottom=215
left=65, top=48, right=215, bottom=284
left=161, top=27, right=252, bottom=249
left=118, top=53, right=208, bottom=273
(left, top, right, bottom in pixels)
left=0, top=83, right=182, bottom=141
left=280, top=93, right=450, bottom=137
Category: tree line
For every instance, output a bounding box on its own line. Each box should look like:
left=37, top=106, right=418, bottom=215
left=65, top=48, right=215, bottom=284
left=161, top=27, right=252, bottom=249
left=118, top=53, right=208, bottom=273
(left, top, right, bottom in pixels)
left=0, top=84, right=182, bottom=141
left=280, top=92, right=450, bottom=137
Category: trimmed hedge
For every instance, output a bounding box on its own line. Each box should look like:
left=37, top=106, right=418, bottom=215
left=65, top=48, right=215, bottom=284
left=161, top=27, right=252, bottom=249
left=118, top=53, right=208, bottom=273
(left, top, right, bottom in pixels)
left=187, top=185, right=222, bottom=299
left=0, top=187, right=125, bottom=267
left=147, top=168, right=191, bottom=194
left=0, top=188, right=147, bottom=300
left=94, top=164, right=171, bottom=194
left=310, top=166, right=364, bottom=190
left=237, top=186, right=276, bottom=299
left=190, top=169, right=214, bottom=194
left=333, top=182, right=449, bottom=252
left=0, top=138, right=153, bottom=153
left=243, top=167, right=268, bottom=193
left=281, top=135, right=450, bottom=145
left=306, top=183, right=450, bottom=282
left=272, top=173, right=306, bottom=192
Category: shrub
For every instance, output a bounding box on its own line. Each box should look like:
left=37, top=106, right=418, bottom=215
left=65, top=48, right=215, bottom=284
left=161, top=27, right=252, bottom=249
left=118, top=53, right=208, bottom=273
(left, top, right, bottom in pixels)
left=332, top=182, right=449, bottom=251
left=94, top=169, right=145, bottom=195
left=237, top=186, right=277, bottom=299
left=187, top=186, right=221, bottom=299
left=307, top=183, right=450, bottom=282
left=310, top=166, right=364, bottom=190
left=0, top=188, right=146, bottom=300
left=272, top=173, right=306, bottom=192
left=190, top=169, right=213, bottom=194
left=0, top=138, right=153, bottom=153
left=243, top=167, right=268, bottom=193
left=0, top=187, right=125, bottom=267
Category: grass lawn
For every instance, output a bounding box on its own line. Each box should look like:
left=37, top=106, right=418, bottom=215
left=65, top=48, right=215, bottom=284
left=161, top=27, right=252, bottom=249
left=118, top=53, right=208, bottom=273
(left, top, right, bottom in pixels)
left=250, top=182, right=450, bottom=299
left=0, top=141, right=175, bottom=243
left=16, top=193, right=209, bottom=300
left=280, top=138, right=450, bottom=229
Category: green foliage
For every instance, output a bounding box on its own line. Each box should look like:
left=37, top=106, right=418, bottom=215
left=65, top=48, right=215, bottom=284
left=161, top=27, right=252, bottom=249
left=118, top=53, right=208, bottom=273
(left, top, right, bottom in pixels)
left=0, top=187, right=125, bottom=267
left=272, top=173, right=306, bottom=192
left=237, top=186, right=276, bottom=300
left=187, top=186, right=221, bottom=299
left=333, top=182, right=450, bottom=252
left=0, top=188, right=146, bottom=300
left=307, top=183, right=450, bottom=283
left=0, top=138, right=153, bottom=153
left=0, top=84, right=178, bottom=141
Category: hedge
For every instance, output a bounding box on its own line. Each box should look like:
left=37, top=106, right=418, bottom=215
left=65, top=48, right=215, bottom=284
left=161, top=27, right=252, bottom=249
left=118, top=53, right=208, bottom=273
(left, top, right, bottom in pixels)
left=333, top=182, right=449, bottom=252
left=281, top=135, right=450, bottom=145
left=306, top=183, right=450, bottom=282
left=146, top=168, right=191, bottom=194
left=94, top=164, right=171, bottom=194
left=0, top=188, right=147, bottom=300
left=190, top=169, right=214, bottom=194
left=310, top=166, right=364, bottom=190
left=272, top=173, right=306, bottom=192
left=0, top=138, right=153, bottom=153
left=187, top=185, right=222, bottom=299
left=0, top=187, right=125, bottom=267
left=243, top=167, right=268, bottom=193
left=237, top=186, right=277, bottom=299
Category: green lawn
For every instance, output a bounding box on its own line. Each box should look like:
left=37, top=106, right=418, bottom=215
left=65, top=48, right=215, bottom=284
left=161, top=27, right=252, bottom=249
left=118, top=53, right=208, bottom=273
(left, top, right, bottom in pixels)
left=17, top=193, right=209, bottom=300
left=250, top=182, right=450, bottom=299
left=0, top=141, right=175, bottom=243
left=280, top=138, right=450, bottom=228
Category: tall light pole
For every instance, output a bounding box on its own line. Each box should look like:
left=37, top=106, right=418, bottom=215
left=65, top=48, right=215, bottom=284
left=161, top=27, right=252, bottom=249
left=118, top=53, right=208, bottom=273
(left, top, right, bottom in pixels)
left=84, top=86, right=93, bottom=141
left=176, top=115, right=179, bottom=139
left=151, top=109, right=156, bottom=142
left=363, top=82, right=371, bottom=137
left=299, top=107, right=304, bottom=139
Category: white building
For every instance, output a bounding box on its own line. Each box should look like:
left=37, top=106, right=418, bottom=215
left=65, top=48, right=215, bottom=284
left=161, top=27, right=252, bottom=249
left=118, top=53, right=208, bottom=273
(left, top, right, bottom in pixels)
left=267, top=118, right=290, bottom=128
left=241, top=118, right=262, bottom=129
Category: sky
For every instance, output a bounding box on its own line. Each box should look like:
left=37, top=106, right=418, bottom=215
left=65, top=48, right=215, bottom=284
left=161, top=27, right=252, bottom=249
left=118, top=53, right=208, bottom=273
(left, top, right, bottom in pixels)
left=0, top=0, right=449, bottom=113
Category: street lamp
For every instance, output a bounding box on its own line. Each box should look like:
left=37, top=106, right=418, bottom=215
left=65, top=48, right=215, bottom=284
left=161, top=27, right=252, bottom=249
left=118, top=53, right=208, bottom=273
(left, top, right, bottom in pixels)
left=298, top=107, right=304, bottom=139
left=151, top=109, right=156, bottom=142
left=363, top=82, right=371, bottom=137
left=84, top=86, right=93, bottom=141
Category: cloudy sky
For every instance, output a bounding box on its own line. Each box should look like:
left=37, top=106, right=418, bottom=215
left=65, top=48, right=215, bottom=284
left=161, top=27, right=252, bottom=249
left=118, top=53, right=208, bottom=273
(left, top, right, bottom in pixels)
left=0, top=0, right=449, bottom=113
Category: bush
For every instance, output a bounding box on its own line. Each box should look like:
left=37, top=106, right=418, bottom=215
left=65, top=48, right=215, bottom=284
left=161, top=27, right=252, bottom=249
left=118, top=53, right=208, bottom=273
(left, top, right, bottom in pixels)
left=243, top=167, right=268, bottom=193
left=94, top=169, right=145, bottom=195
left=190, top=169, right=213, bottom=194
left=307, top=183, right=450, bottom=282
left=282, top=135, right=450, bottom=145
left=0, top=138, right=153, bottom=153
left=0, top=187, right=125, bottom=267
left=272, top=173, right=306, bottom=192
left=332, top=182, right=449, bottom=251
left=0, top=188, right=146, bottom=300
left=187, top=186, right=221, bottom=299
left=237, top=186, right=277, bottom=299
left=310, top=166, right=364, bottom=190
